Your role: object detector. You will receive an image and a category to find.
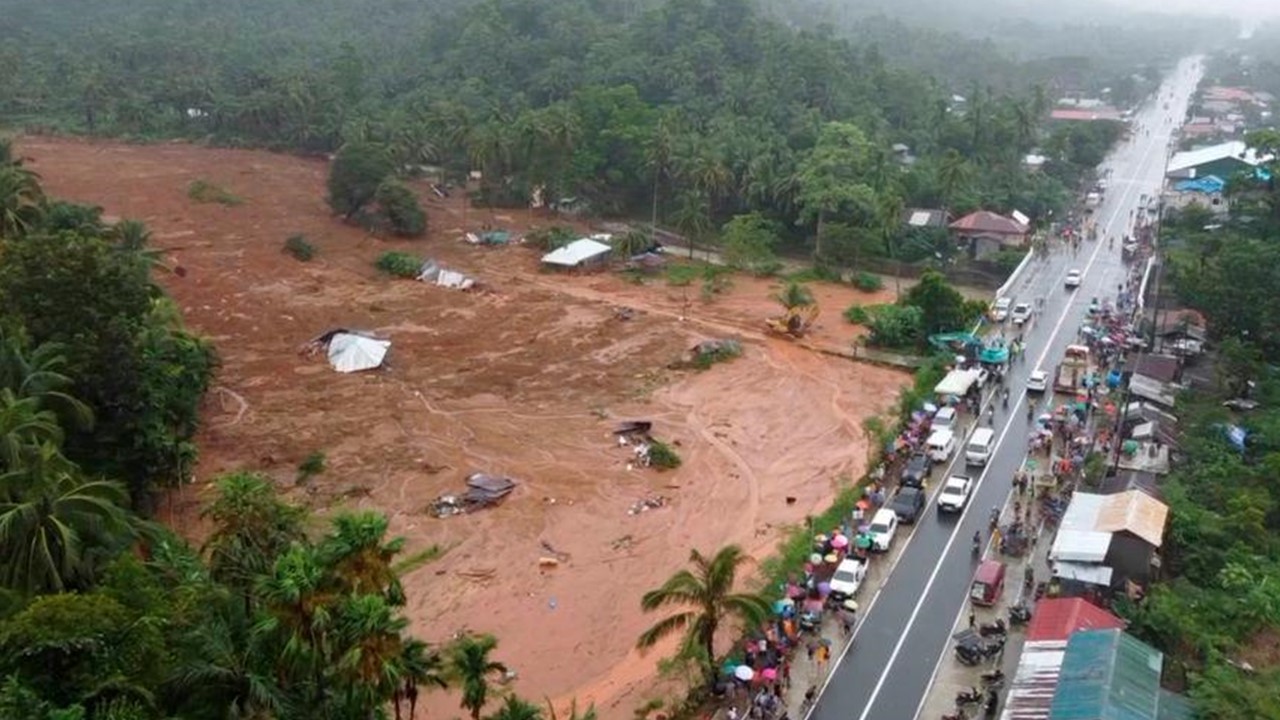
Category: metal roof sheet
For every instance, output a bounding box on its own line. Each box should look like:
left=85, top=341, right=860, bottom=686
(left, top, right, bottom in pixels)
left=1050, top=630, right=1165, bottom=720
left=1000, top=640, right=1068, bottom=720
left=1052, top=561, right=1113, bottom=586
left=1026, top=598, right=1125, bottom=643
left=541, top=238, right=612, bottom=267
left=1050, top=530, right=1111, bottom=563
left=1097, top=490, right=1168, bottom=548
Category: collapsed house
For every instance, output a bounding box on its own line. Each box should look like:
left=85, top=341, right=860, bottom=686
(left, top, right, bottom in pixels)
left=431, top=472, right=518, bottom=518
left=417, top=258, right=477, bottom=290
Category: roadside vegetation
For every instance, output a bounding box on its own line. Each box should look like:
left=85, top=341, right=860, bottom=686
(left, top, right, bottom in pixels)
left=1113, top=133, right=1280, bottom=716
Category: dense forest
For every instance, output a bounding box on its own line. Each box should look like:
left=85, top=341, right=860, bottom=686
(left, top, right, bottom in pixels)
left=0, top=140, right=564, bottom=720
left=1108, top=133, right=1280, bottom=718
left=0, top=0, right=1158, bottom=266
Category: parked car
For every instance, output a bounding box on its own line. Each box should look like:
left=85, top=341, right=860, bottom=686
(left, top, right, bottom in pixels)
left=1027, top=369, right=1049, bottom=393
left=1011, top=303, right=1033, bottom=326
left=828, top=557, right=868, bottom=601
left=991, top=297, right=1013, bottom=322
left=868, top=508, right=899, bottom=552
left=890, top=486, right=926, bottom=524
left=932, top=406, right=957, bottom=430
left=926, top=428, right=957, bottom=463
left=937, top=475, right=973, bottom=513
left=901, top=452, right=931, bottom=488
left=1065, top=269, right=1083, bottom=288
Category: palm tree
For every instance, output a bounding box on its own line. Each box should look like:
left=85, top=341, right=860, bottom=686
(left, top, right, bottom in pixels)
left=166, top=600, right=290, bottom=720
left=201, top=471, right=305, bottom=600
left=319, top=511, right=405, bottom=603
left=0, top=164, right=45, bottom=239
left=330, top=593, right=409, bottom=712
left=488, top=696, right=542, bottom=720
left=446, top=633, right=508, bottom=720
left=0, top=442, right=133, bottom=594
left=636, top=545, right=771, bottom=685
left=644, top=114, right=678, bottom=239
left=876, top=193, right=906, bottom=297
left=670, top=188, right=711, bottom=259
left=0, top=393, right=65, bottom=470
left=773, top=282, right=815, bottom=311
left=394, top=638, right=447, bottom=720
left=254, top=544, right=337, bottom=692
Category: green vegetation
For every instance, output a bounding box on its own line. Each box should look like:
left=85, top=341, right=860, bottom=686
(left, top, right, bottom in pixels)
left=327, top=142, right=394, bottom=219
left=186, top=179, right=242, bottom=206
left=844, top=270, right=982, bottom=350
left=295, top=449, right=326, bottom=483
left=1107, top=134, right=1280, bottom=717
left=372, top=179, right=428, bottom=237
left=283, top=233, right=316, bottom=261
left=375, top=251, right=423, bottom=279
left=647, top=440, right=683, bottom=471
left=392, top=544, right=449, bottom=576
left=691, top=340, right=743, bottom=371
left=853, top=271, right=884, bottom=292
left=719, top=212, right=781, bottom=277
left=525, top=226, right=576, bottom=252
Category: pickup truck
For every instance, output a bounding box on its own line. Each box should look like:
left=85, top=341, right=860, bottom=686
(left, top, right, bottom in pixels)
left=1055, top=344, right=1094, bottom=393
left=828, top=557, right=868, bottom=601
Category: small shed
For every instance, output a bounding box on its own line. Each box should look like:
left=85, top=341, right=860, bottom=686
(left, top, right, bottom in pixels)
left=1050, top=491, right=1168, bottom=586
left=541, top=238, right=613, bottom=270
left=1049, top=629, right=1192, bottom=720
left=933, top=368, right=981, bottom=398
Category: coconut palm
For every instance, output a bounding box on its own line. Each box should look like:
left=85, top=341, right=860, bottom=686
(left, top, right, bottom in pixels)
left=773, top=282, right=814, bottom=311
left=166, top=601, right=290, bottom=720
left=0, top=332, right=91, bottom=425
left=253, top=544, right=337, bottom=688
left=0, top=393, right=65, bottom=471
left=0, top=442, right=133, bottom=594
left=0, top=164, right=45, bottom=239
left=446, top=633, right=508, bottom=720
left=329, top=593, right=409, bottom=711
left=635, top=545, right=770, bottom=684
left=488, top=695, right=542, bottom=720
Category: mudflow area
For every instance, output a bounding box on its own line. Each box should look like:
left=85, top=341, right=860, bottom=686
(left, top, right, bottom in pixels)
left=20, top=137, right=910, bottom=718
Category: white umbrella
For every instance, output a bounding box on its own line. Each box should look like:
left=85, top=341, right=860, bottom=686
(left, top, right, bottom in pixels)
left=734, top=665, right=755, bottom=682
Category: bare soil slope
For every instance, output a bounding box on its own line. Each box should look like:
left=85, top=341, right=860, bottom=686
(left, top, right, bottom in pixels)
left=20, top=136, right=910, bottom=718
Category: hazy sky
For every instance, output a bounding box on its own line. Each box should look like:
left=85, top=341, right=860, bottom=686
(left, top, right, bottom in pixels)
left=1115, top=0, right=1279, bottom=19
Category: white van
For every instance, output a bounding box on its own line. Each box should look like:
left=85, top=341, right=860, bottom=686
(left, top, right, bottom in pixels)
left=965, top=427, right=996, bottom=466
left=926, top=428, right=956, bottom=463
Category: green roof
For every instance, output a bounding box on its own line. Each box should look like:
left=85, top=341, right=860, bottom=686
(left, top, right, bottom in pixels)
left=1050, top=629, right=1184, bottom=720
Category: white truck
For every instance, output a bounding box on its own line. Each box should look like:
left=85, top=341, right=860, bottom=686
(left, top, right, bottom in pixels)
left=828, top=557, right=868, bottom=601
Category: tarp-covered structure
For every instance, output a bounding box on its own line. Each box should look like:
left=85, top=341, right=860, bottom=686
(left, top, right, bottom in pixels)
left=326, top=332, right=391, bottom=373
left=417, top=259, right=476, bottom=290
left=934, top=368, right=982, bottom=398
left=541, top=237, right=613, bottom=269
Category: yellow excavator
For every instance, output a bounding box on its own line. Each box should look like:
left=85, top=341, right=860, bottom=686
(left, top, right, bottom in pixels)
left=766, top=303, right=820, bottom=338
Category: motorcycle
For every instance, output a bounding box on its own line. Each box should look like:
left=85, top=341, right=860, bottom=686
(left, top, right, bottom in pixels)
left=955, top=636, right=1006, bottom=666
left=955, top=687, right=983, bottom=706
left=978, top=618, right=1007, bottom=637
left=798, top=608, right=822, bottom=633
left=1008, top=604, right=1032, bottom=625
left=941, top=711, right=968, bottom=720
left=980, top=669, right=1005, bottom=686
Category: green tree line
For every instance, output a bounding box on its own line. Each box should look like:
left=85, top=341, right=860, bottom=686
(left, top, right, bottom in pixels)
left=1, top=0, right=1094, bottom=267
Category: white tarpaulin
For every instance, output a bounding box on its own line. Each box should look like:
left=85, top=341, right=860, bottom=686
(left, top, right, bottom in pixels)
left=541, top=238, right=612, bottom=267
left=417, top=259, right=476, bottom=290
left=327, top=333, right=390, bottom=373
left=933, top=369, right=980, bottom=397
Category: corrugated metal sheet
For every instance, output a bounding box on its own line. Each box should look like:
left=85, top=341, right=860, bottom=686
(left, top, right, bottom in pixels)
left=1049, top=629, right=1164, bottom=720
left=1026, top=599, right=1125, bottom=643
left=1052, top=562, right=1113, bottom=586
left=1096, top=490, right=1168, bottom=548
left=1000, top=640, right=1067, bottom=720
left=1156, top=690, right=1194, bottom=720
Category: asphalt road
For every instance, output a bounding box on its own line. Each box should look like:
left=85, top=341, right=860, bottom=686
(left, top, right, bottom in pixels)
left=807, top=56, right=1203, bottom=720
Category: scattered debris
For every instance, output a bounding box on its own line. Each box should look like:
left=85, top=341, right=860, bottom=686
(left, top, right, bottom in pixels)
left=628, top=495, right=668, bottom=515
left=615, top=306, right=637, bottom=321
left=540, top=540, right=571, bottom=562
left=671, top=338, right=743, bottom=369
left=614, top=420, right=654, bottom=437
left=465, top=229, right=515, bottom=246
left=610, top=534, right=635, bottom=551
left=417, top=258, right=477, bottom=290
left=430, top=472, right=517, bottom=518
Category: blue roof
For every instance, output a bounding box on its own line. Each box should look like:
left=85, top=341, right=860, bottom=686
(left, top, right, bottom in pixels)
left=1173, top=175, right=1225, bottom=194
left=1049, top=629, right=1185, bottom=720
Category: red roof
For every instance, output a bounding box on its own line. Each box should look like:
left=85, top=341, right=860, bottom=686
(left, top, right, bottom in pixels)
left=1025, top=598, right=1124, bottom=642
left=948, top=210, right=1027, bottom=236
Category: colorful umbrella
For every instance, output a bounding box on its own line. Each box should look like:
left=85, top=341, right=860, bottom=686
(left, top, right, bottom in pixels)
left=814, top=534, right=828, bottom=544
left=817, top=582, right=831, bottom=597
left=855, top=534, right=872, bottom=549
left=809, top=553, right=823, bottom=565
left=831, top=534, right=849, bottom=549
left=734, top=665, right=755, bottom=682
left=823, top=553, right=838, bottom=564
left=761, top=668, right=778, bottom=681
